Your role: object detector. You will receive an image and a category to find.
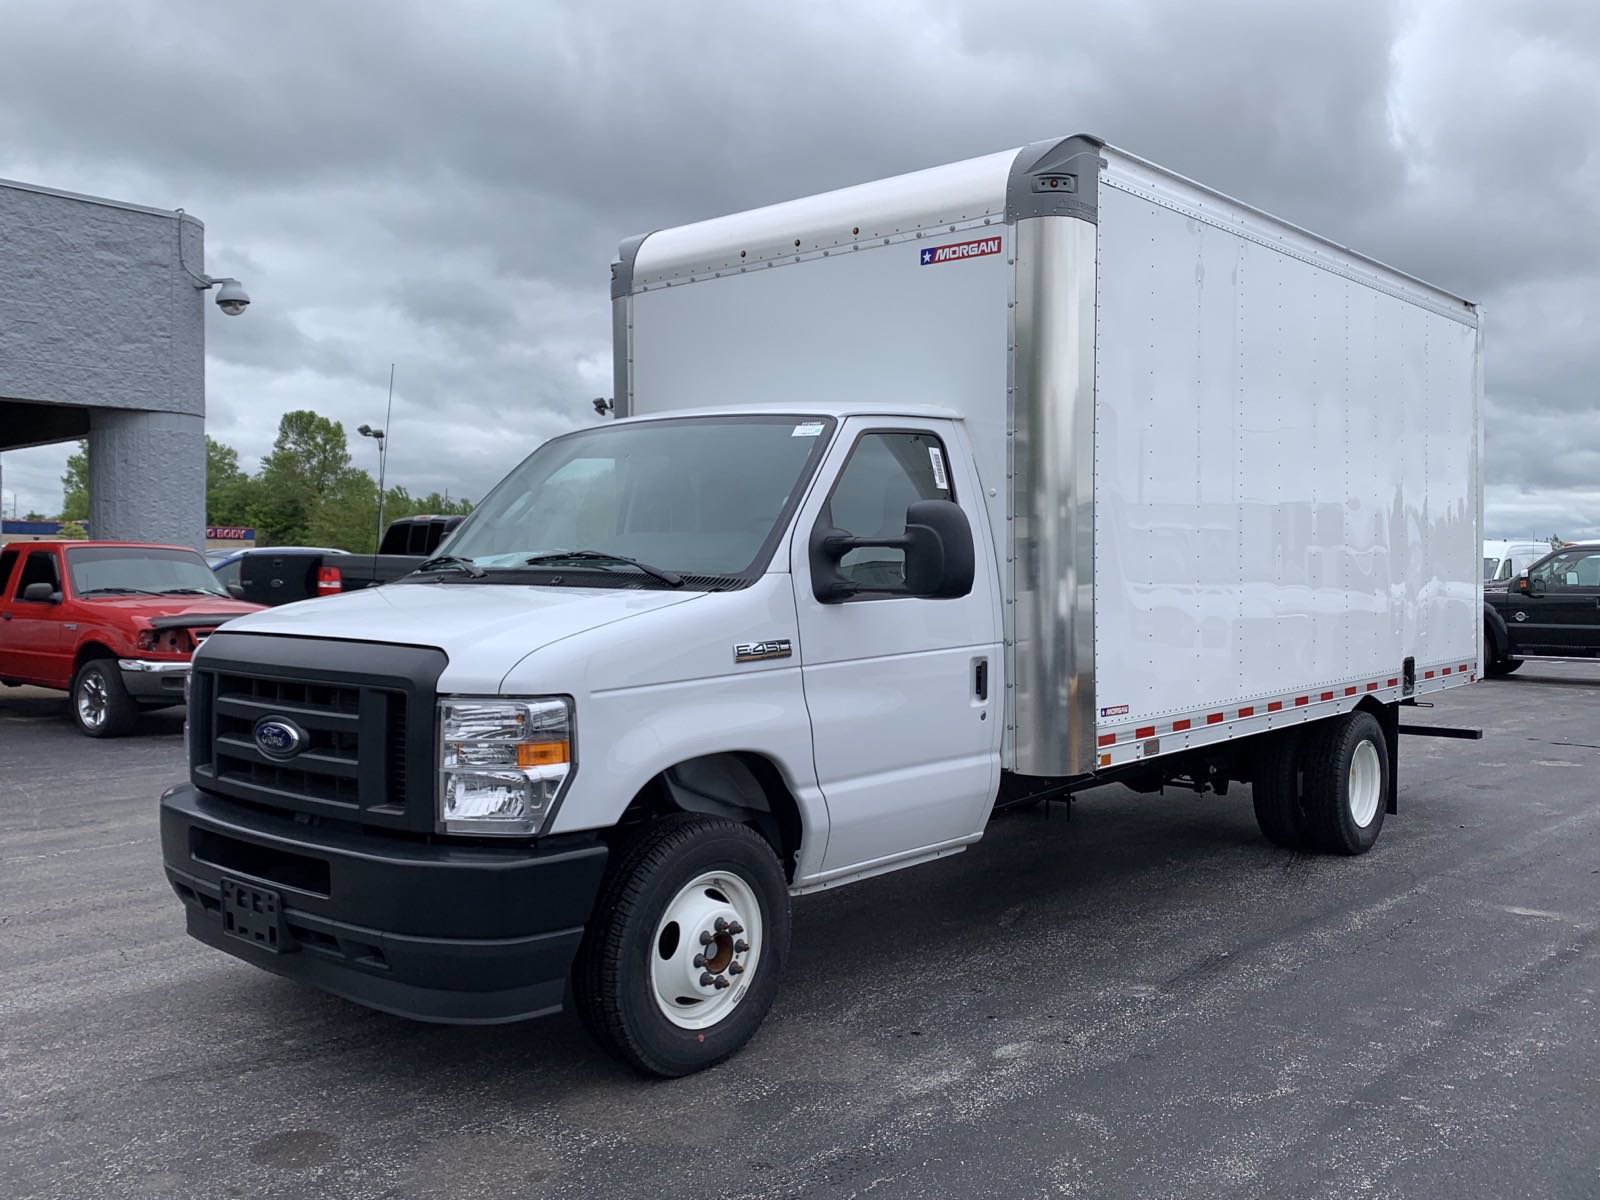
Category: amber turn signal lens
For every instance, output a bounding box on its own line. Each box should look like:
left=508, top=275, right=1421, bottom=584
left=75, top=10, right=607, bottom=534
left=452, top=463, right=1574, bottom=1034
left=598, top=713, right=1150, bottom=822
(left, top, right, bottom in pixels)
left=516, top=740, right=570, bottom=768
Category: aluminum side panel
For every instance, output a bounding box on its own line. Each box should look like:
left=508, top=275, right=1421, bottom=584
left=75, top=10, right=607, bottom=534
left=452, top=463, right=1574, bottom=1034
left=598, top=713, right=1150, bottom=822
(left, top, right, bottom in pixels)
left=1092, top=183, right=1480, bottom=733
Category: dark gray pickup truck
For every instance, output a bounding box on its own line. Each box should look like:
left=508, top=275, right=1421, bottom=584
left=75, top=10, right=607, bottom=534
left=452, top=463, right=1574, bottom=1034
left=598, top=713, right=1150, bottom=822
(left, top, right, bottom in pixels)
left=232, top=515, right=464, bottom=607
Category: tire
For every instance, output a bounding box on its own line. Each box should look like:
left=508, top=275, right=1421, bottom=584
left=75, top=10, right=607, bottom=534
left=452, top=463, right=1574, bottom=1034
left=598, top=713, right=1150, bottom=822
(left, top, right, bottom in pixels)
left=1300, top=711, right=1388, bottom=855
left=1250, top=731, right=1310, bottom=849
left=1486, top=655, right=1522, bottom=677
left=573, top=815, right=790, bottom=1077
left=71, top=658, right=137, bottom=738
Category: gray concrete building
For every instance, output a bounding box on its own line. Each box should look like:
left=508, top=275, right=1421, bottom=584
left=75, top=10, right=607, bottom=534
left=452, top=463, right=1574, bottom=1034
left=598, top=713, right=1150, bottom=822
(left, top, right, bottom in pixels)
left=0, top=178, right=235, bottom=547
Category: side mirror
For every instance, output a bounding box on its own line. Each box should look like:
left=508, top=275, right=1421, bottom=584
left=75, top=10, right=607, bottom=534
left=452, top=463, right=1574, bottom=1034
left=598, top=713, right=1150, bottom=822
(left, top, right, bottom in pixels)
left=1523, top=573, right=1546, bottom=597
left=810, top=498, right=976, bottom=603
left=226, top=583, right=246, bottom=599
left=21, top=582, right=60, bottom=603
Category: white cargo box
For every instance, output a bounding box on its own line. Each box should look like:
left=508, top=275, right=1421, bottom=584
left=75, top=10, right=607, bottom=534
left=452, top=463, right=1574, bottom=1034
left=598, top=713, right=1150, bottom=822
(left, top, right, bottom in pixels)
left=614, top=135, right=1481, bottom=779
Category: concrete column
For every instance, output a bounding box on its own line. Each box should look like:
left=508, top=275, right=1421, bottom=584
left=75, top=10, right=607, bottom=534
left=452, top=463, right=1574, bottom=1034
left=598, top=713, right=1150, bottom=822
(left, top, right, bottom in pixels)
left=88, top=409, right=206, bottom=548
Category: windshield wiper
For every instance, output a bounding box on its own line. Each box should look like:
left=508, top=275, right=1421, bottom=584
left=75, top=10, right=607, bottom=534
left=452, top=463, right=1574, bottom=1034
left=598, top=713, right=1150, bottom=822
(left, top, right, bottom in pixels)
left=158, top=587, right=228, bottom=596
left=78, top=587, right=163, bottom=596
left=523, top=550, right=683, bottom=588
left=413, top=554, right=487, bottom=578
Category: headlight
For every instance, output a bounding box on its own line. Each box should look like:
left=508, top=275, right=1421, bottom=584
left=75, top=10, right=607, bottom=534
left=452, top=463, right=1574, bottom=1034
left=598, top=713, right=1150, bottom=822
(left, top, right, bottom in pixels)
left=437, top=697, right=574, bottom=835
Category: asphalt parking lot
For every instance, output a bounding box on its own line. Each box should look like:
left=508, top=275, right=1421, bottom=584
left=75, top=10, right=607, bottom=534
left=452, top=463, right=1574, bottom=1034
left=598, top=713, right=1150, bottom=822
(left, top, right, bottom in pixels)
left=3, top=669, right=1598, bottom=1200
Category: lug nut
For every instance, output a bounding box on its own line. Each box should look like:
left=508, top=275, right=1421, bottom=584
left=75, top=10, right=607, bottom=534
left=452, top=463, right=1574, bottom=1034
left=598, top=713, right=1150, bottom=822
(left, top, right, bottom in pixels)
left=699, top=930, right=715, bottom=946
left=714, top=977, right=731, bottom=990
left=728, top=961, right=744, bottom=975
left=728, top=922, right=744, bottom=935
left=714, top=917, right=728, bottom=933
left=734, top=940, right=749, bottom=954
left=700, top=971, right=717, bottom=986
left=693, top=953, right=706, bottom=968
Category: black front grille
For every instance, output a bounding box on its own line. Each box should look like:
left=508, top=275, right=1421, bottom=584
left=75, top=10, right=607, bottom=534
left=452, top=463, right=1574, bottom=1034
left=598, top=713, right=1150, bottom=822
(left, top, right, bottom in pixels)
left=190, top=633, right=447, bottom=832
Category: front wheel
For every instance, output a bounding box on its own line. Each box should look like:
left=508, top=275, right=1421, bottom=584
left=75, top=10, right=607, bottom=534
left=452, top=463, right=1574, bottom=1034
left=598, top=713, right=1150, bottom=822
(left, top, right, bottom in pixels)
left=573, top=815, right=790, bottom=1077
left=71, top=658, right=137, bottom=738
left=1485, top=655, right=1522, bottom=677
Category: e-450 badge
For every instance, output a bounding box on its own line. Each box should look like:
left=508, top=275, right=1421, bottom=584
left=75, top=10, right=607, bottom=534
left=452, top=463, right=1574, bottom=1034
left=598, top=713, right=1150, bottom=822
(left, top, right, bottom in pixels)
left=734, top=640, right=792, bottom=663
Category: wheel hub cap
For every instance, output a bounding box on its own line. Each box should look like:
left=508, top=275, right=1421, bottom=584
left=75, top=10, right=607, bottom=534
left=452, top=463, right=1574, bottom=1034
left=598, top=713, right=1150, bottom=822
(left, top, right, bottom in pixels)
left=1348, top=740, right=1381, bottom=828
left=651, top=872, right=762, bottom=1030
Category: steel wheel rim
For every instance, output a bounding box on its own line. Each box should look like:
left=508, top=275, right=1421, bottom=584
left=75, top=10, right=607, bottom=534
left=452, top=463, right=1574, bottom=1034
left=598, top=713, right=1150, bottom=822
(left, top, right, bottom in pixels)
left=650, top=871, right=763, bottom=1031
left=1348, top=740, right=1381, bottom=827
left=77, top=671, right=108, bottom=728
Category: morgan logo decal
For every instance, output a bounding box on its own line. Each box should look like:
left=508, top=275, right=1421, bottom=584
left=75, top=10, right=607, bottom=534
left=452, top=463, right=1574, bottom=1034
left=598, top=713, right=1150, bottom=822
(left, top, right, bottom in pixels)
left=735, top=639, right=792, bottom=664
left=919, top=235, right=1002, bottom=266
left=1099, top=704, right=1129, bottom=718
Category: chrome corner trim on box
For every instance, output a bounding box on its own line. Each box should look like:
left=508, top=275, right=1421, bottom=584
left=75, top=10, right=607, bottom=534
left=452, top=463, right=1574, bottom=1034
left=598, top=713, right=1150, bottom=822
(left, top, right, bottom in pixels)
left=1010, top=214, right=1097, bottom=777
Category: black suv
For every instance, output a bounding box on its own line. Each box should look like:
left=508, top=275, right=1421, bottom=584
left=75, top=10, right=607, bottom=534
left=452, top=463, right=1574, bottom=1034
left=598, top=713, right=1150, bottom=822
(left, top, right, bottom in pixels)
left=1484, top=541, right=1600, bottom=675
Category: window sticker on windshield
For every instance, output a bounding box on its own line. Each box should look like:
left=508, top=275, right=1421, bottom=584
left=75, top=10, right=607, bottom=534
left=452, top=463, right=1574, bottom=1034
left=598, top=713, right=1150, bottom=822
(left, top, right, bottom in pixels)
left=928, top=445, right=948, bottom=490
left=791, top=421, right=825, bottom=438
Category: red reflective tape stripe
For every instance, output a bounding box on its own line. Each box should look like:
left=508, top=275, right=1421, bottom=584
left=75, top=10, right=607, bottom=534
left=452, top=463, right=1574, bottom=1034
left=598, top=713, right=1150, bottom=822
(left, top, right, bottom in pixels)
left=1366, top=682, right=1379, bottom=692
left=1135, top=725, right=1156, bottom=739
left=1238, top=706, right=1255, bottom=718
left=1387, top=678, right=1398, bottom=687
left=1321, top=691, right=1334, bottom=701
left=1344, top=686, right=1358, bottom=696
left=1096, top=733, right=1116, bottom=747
left=1172, top=719, right=1191, bottom=732
left=1294, top=696, right=1309, bottom=706
left=1460, top=663, right=1470, bottom=672
left=1206, top=712, right=1224, bottom=725
left=1267, top=701, right=1283, bottom=712
left=1424, top=670, right=1435, bottom=679
left=1443, top=667, right=1452, bottom=675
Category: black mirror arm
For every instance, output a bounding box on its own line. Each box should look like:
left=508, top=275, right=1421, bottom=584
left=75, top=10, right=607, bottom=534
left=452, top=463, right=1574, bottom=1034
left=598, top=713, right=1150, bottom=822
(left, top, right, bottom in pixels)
left=812, top=531, right=913, bottom=603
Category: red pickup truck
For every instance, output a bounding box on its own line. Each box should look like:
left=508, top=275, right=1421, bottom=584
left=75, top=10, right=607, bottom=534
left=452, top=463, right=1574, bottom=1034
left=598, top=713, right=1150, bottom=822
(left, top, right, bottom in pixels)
left=0, top=541, right=262, bottom=737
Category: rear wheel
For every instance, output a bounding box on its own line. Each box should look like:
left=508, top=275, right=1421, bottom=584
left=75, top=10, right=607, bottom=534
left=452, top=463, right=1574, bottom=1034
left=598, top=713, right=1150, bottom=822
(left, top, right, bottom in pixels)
left=1300, top=711, right=1388, bottom=855
left=573, top=815, right=790, bottom=1077
left=1250, top=731, right=1309, bottom=849
left=71, top=658, right=137, bottom=738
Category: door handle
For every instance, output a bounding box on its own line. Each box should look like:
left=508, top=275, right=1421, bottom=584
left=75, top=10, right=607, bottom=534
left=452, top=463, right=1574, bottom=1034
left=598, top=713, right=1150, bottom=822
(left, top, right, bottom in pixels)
left=974, top=658, right=989, bottom=701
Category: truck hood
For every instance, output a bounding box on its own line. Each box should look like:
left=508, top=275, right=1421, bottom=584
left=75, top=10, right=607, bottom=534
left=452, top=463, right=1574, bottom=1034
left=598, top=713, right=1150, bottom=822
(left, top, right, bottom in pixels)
left=88, top=596, right=263, bottom=622
left=215, top=581, right=706, bottom=688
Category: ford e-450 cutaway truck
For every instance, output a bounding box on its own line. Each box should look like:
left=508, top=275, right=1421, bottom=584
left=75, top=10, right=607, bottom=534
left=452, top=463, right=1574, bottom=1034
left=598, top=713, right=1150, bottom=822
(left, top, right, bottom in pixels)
left=161, top=135, right=1482, bottom=1076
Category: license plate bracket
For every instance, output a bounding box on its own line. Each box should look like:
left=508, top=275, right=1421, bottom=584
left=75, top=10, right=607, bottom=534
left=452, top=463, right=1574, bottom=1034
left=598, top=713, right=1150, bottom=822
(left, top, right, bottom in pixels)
left=220, top=878, right=286, bottom=953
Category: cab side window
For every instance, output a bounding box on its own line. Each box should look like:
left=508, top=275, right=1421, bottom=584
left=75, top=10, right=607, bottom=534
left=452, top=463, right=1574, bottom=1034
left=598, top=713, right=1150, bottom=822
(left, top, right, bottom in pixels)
left=0, top=548, right=18, bottom=599
left=1533, top=550, right=1600, bottom=590
left=17, top=550, right=61, bottom=601
left=819, top=431, right=953, bottom=594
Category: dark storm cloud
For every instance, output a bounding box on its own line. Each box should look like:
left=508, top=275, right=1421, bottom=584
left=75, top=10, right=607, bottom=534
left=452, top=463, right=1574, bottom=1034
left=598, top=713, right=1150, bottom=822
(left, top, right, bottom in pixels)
left=1, top=0, right=1597, bottom=534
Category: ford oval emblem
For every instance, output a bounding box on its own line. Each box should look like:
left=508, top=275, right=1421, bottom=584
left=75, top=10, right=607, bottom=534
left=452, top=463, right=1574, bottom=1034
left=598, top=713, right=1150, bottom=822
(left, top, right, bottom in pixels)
left=253, top=716, right=307, bottom=759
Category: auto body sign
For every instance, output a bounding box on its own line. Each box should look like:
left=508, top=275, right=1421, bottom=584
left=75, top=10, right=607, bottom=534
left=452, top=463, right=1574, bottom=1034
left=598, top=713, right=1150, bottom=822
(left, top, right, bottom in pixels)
left=919, top=235, right=1003, bottom=266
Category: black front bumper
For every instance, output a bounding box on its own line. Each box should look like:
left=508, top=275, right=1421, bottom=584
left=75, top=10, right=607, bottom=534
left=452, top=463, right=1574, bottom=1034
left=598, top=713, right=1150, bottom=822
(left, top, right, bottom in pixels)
left=160, top=784, right=608, bottom=1023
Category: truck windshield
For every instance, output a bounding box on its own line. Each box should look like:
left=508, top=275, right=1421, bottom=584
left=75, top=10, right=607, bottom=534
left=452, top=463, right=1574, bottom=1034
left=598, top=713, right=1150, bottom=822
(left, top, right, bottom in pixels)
left=440, top=415, right=835, bottom=583
left=67, top=547, right=230, bottom=597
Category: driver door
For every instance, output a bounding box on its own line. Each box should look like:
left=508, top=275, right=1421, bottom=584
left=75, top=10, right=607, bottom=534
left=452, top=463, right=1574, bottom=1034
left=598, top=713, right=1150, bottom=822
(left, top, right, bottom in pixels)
left=790, top=419, right=1001, bottom=877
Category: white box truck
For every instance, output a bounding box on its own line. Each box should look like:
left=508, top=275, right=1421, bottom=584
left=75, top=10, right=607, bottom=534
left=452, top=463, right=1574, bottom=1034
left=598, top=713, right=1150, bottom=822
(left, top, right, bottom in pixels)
left=160, top=134, right=1482, bottom=1076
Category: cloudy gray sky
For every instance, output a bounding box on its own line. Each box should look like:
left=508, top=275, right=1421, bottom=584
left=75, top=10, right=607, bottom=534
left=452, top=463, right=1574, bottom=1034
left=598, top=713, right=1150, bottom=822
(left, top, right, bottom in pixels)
left=2, top=0, right=1597, bottom=536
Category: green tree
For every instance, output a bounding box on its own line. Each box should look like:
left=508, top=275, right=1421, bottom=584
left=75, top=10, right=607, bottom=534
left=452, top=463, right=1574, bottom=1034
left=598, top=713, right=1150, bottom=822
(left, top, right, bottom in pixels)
left=305, top=468, right=382, bottom=552
left=251, top=411, right=355, bottom=543
left=60, top=441, right=89, bottom=521
left=57, top=519, right=88, bottom=540
left=206, top=435, right=256, bottom=526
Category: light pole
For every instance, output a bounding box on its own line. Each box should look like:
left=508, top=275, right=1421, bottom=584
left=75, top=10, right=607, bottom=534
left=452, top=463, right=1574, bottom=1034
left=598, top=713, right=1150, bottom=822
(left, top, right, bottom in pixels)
left=357, top=423, right=387, bottom=551
left=358, top=364, right=396, bottom=551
